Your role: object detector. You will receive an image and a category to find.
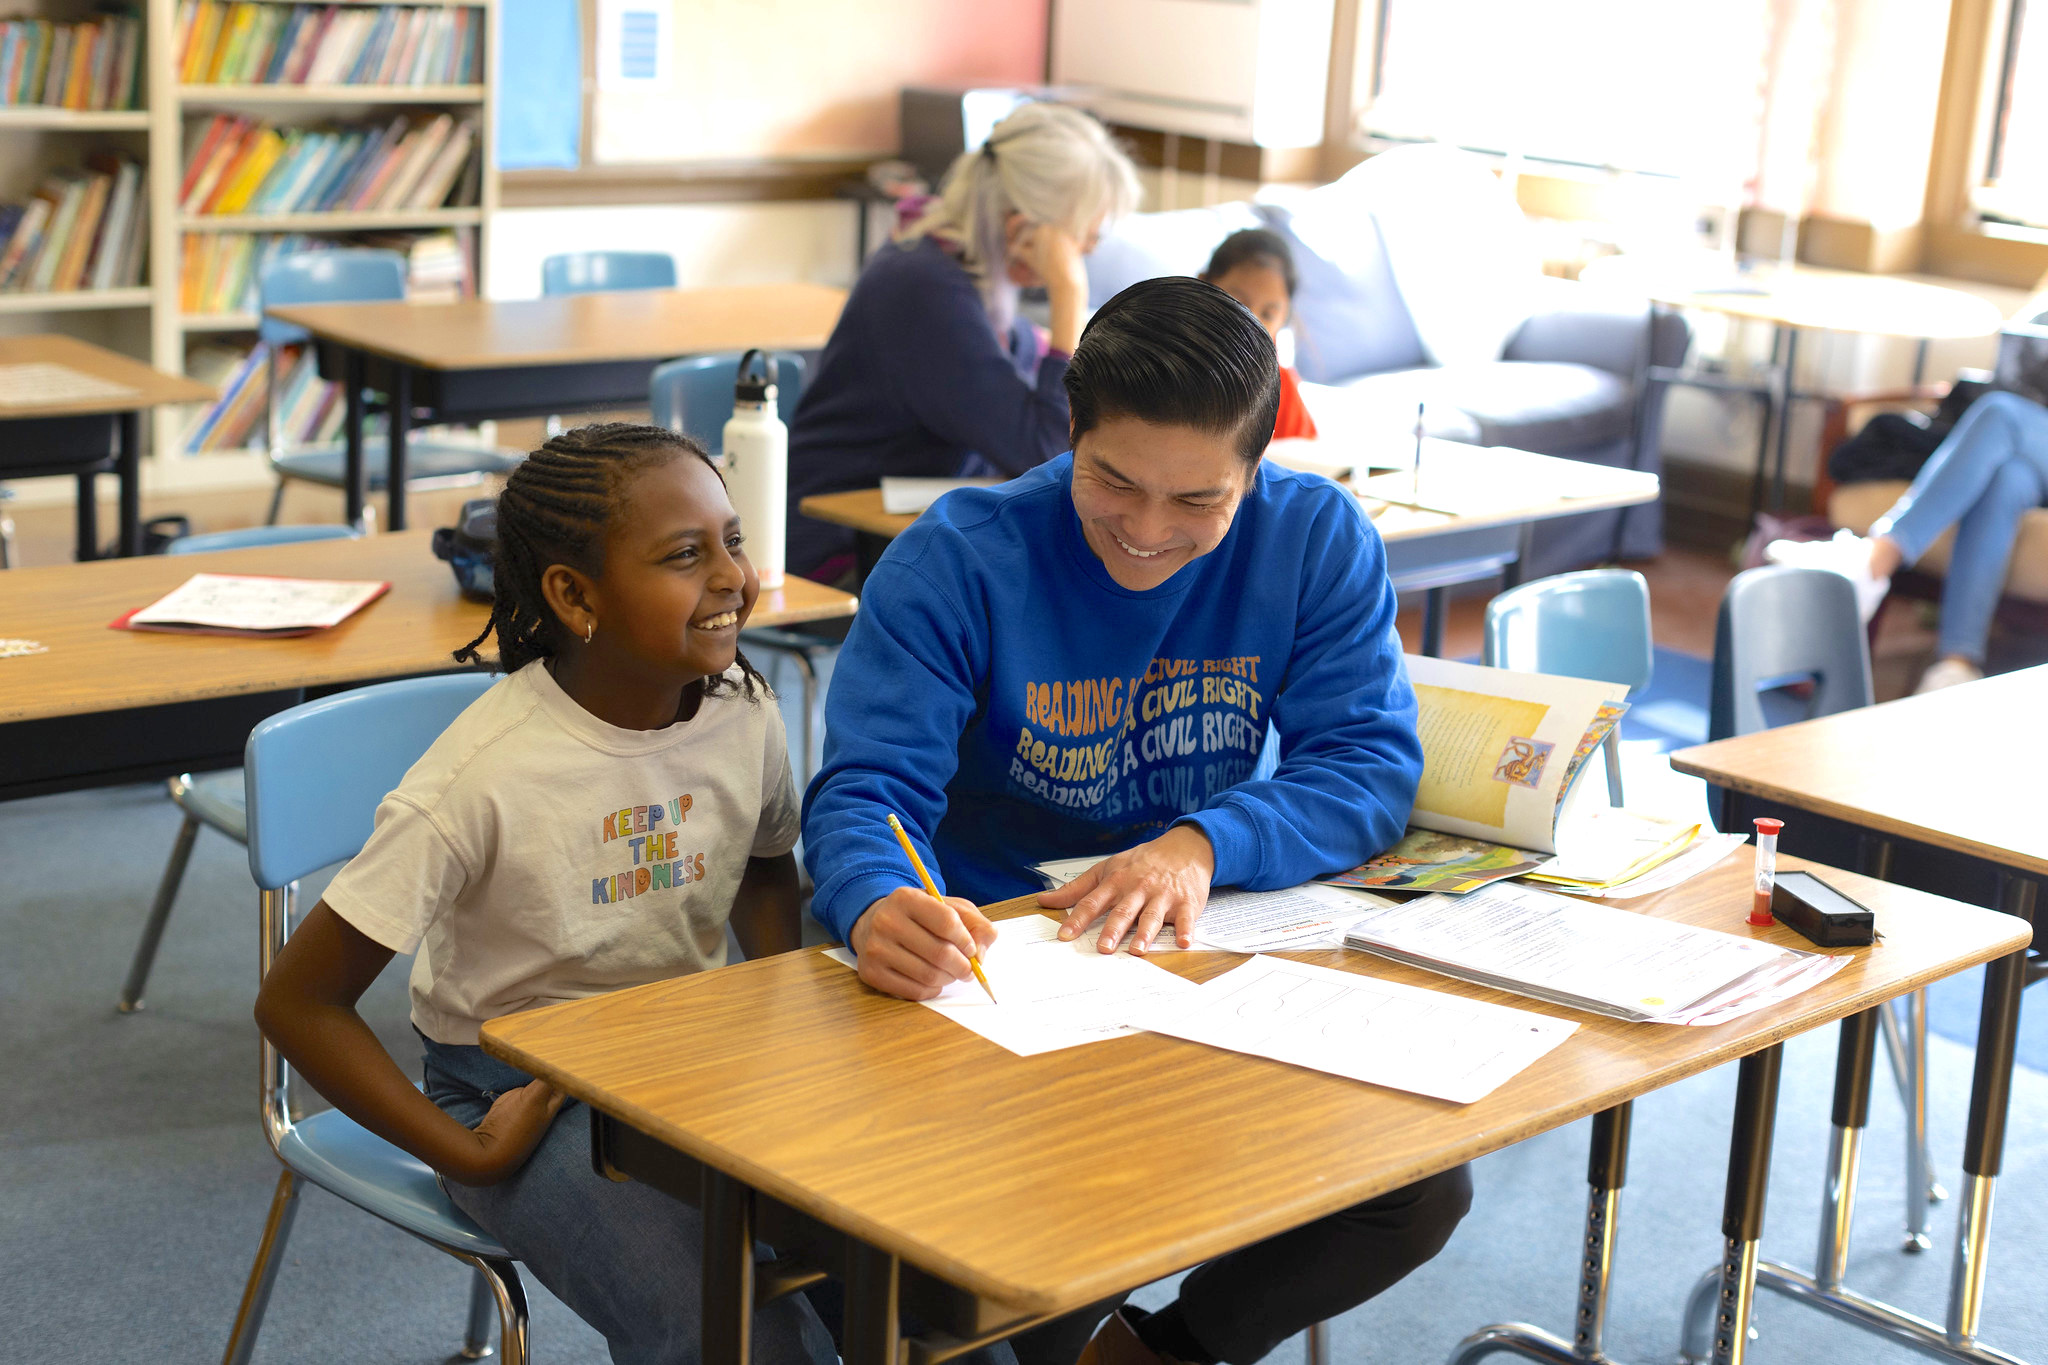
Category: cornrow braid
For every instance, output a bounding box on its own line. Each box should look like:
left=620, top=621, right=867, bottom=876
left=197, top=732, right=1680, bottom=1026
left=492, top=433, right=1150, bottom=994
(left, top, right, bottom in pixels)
left=454, top=421, right=771, bottom=704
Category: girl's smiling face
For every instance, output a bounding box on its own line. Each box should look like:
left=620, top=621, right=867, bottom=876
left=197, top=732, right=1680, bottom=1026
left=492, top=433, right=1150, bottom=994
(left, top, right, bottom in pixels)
left=544, top=454, right=759, bottom=694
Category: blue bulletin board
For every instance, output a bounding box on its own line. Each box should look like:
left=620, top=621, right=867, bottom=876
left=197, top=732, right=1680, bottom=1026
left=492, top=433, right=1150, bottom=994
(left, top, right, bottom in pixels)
left=496, top=0, right=583, bottom=169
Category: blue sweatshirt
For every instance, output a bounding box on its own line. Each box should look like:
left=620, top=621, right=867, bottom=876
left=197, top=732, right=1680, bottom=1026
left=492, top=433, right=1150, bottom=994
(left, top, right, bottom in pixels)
left=802, top=455, right=1422, bottom=944
left=785, top=236, right=1074, bottom=576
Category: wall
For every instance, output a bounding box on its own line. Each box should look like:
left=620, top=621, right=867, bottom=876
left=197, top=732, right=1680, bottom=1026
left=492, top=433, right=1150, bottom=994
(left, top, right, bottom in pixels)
left=485, top=200, right=860, bottom=299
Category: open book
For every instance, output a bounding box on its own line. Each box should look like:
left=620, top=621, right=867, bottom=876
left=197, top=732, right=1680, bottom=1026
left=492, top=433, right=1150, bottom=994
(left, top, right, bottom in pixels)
left=1321, top=656, right=1642, bottom=893
left=111, top=573, right=390, bottom=638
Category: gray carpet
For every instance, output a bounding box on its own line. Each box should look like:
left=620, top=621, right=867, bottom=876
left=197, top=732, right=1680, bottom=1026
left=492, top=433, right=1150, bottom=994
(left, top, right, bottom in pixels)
left=4, top=754, right=2045, bottom=1362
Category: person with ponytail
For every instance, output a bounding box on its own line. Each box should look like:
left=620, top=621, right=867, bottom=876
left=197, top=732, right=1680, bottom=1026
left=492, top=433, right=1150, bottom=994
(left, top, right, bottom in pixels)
left=786, top=101, right=1141, bottom=582
left=804, top=279, right=1467, bottom=1365
left=253, top=423, right=834, bottom=1365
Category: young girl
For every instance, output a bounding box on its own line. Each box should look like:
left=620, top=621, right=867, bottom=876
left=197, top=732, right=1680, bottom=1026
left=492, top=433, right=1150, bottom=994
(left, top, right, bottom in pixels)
left=253, top=423, right=835, bottom=1365
left=1200, top=228, right=1319, bottom=443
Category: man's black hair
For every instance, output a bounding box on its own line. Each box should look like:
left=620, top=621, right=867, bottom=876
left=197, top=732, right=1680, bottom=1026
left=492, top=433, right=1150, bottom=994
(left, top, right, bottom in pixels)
left=1201, top=227, right=1298, bottom=298
left=1065, top=276, right=1279, bottom=465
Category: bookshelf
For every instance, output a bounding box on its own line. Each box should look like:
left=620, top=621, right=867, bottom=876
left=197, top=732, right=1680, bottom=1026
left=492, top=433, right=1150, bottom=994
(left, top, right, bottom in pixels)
left=0, top=0, right=497, bottom=490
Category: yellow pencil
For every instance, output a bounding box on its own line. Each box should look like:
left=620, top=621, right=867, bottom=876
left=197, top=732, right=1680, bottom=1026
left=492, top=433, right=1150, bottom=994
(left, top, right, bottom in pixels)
left=886, top=812, right=996, bottom=1003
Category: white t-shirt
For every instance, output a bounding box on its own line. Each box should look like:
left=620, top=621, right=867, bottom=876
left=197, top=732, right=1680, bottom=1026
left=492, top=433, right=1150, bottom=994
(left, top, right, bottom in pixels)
left=323, top=661, right=800, bottom=1044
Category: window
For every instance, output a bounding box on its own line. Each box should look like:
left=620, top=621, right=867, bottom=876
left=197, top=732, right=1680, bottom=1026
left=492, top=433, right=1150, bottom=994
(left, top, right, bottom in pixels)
left=1980, top=0, right=2048, bottom=226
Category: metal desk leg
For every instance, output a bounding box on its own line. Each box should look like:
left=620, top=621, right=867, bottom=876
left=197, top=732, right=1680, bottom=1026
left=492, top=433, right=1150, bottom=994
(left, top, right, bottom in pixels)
left=1709, top=1044, right=1782, bottom=1365
left=1448, top=1102, right=1633, bottom=1365
left=1422, top=587, right=1448, bottom=657
left=843, top=1240, right=902, bottom=1365
left=1947, top=874, right=2034, bottom=1351
left=1747, top=326, right=1788, bottom=524
left=1769, top=330, right=1800, bottom=515
left=388, top=363, right=412, bottom=532
left=1816, top=1010, right=1878, bottom=1291
left=343, top=349, right=367, bottom=531
left=73, top=469, right=97, bottom=560
left=703, top=1169, right=756, bottom=1365
left=116, top=410, right=140, bottom=556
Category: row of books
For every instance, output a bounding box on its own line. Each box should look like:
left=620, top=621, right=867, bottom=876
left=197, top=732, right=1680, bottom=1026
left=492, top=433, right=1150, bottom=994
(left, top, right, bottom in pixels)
left=180, top=111, right=478, bottom=216
left=180, top=226, right=470, bottom=316
left=0, top=154, right=146, bottom=294
left=184, top=341, right=341, bottom=453
left=176, top=2, right=481, bottom=87
left=0, top=15, right=143, bottom=110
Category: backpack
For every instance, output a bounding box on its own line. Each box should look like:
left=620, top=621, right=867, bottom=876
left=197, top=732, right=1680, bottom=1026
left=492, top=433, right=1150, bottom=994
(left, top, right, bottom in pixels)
left=431, top=497, right=496, bottom=601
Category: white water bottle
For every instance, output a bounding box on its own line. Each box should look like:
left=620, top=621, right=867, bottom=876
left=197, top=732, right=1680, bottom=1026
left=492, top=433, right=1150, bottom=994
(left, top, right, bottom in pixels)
left=721, top=350, right=787, bottom=589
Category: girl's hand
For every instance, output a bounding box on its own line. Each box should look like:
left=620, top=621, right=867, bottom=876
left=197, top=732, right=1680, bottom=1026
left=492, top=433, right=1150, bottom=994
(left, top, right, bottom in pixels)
left=1014, top=222, right=1089, bottom=304
left=1041, top=825, right=1216, bottom=954
left=446, top=1079, right=566, bottom=1186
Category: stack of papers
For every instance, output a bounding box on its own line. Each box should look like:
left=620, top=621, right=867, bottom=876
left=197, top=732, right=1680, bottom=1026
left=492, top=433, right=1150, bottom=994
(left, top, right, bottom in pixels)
left=878, top=476, right=1001, bottom=515
left=1523, top=809, right=1703, bottom=892
left=113, top=573, right=390, bottom=637
left=1341, top=882, right=1846, bottom=1026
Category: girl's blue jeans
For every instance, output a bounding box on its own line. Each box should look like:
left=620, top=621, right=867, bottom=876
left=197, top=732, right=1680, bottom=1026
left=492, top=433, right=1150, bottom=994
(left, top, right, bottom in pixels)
left=1872, top=390, right=2048, bottom=662
left=422, top=1036, right=838, bottom=1365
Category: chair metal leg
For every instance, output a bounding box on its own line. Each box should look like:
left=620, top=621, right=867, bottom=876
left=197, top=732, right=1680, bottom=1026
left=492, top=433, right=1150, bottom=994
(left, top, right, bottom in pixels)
left=264, top=478, right=287, bottom=526
left=457, top=1255, right=529, bottom=1365
left=120, top=811, right=202, bottom=1012
left=1601, top=729, right=1624, bottom=808
left=222, top=1168, right=303, bottom=1365
left=1304, top=1319, right=1330, bottom=1365
left=1878, top=994, right=1944, bottom=1252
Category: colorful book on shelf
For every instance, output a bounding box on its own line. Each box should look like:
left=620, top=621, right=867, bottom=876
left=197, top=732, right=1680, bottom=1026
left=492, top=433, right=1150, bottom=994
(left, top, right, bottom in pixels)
left=0, top=14, right=137, bottom=109
left=176, top=1, right=478, bottom=86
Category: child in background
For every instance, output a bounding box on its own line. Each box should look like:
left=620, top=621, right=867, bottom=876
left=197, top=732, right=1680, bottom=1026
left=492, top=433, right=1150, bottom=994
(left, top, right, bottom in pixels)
left=252, top=424, right=834, bottom=1365
left=1201, top=227, right=1318, bottom=443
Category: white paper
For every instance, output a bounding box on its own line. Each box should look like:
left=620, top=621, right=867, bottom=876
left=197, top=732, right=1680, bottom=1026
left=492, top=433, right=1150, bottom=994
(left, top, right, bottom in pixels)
left=1563, top=832, right=1751, bottom=899
left=1140, top=955, right=1579, bottom=1104
left=1029, top=856, right=1390, bottom=953
left=1344, top=882, right=1817, bottom=1022
left=129, top=574, right=386, bottom=632
left=824, top=915, right=1198, bottom=1056
left=1533, top=809, right=1702, bottom=887
left=879, top=476, right=1002, bottom=515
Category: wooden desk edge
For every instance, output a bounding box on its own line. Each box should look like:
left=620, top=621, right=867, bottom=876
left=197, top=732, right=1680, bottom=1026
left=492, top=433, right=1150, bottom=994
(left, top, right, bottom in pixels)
left=480, top=887, right=2031, bottom=1314
left=1667, top=748, right=2048, bottom=878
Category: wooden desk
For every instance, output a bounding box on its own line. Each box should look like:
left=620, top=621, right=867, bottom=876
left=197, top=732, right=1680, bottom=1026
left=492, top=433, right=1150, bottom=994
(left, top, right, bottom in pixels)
left=483, top=857, right=2027, bottom=1365
left=0, top=335, right=215, bottom=560
left=266, top=284, right=847, bottom=532
left=1579, top=253, right=2005, bottom=517
left=0, top=529, right=855, bottom=799
left=800, top=445, right=1660, bottom=655
left=1669, top=670, right=2042, bottom=1365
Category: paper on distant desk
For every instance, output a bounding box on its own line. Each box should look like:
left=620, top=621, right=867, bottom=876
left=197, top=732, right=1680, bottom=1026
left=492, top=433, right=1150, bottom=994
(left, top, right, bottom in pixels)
left=879, top=476, right=1001, bottom=515
left=1140, top=955, right=1578, bottom=1104
left=126, top=574, right=389, bottom=633
left=1031, top=856, right=1388, bottom=951
left=0, top=362, right=138, bottom=407
left=825, top=915, right=1197, bottom=1055
left=1342, top=882, right=1844, bottom=1024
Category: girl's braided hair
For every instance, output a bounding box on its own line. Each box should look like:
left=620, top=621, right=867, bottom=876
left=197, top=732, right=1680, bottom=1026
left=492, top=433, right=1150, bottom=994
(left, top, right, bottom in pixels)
left=454, top=422, right=769, bottom=702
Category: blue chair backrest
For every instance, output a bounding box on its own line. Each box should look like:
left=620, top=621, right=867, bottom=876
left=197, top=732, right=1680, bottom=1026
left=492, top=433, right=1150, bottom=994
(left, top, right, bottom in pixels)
left=259, top=249, right=407, bottom=348
left=169, top=524, right=362, bottom=556
left=1483, top=569, right=1654, bottom=694
left=245, top=673, right=497, bottom=889
left=541, top=251, right=678, bottom=296
left=649, top=352, right=807, bottom=456
left=1708, top=565, right=1873, bottom=741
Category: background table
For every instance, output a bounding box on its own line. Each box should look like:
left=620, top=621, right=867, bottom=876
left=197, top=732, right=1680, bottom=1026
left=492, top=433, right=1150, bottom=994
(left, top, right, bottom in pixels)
left=1580, top=253, right=2004, bottom=516
left=0, top=335, right=215, bottom=560
left=267, top=283, right=848, bottom=531
left=1670, top=668, right=2041, bottom=1365
left=483, top=857, right=2027, bottom=1365
left=800, top=444, right=1660, bottom=655
left=0, top=529, right=856, bottom=801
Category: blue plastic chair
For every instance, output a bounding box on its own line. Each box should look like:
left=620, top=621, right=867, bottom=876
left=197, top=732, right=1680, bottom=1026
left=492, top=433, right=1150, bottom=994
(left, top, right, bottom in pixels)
left=224, top=671, right=524, bottom=1365
left=116, top=523, right=365, bottom=1013
left=648, top=350, right=806, bottom=457
left=648, top=353, right=829, bottom=774
left=1483, top=568, right=1653, bottom=806
left=539, top=250, right=678, bottom=296
left=259, top=250, right=523, bottom=527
